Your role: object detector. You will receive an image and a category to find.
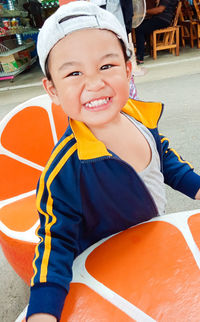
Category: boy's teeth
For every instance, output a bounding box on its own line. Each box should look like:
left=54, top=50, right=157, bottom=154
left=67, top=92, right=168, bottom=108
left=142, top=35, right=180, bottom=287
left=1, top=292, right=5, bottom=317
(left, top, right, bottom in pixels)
left=86, top=98, right=109, bottom=108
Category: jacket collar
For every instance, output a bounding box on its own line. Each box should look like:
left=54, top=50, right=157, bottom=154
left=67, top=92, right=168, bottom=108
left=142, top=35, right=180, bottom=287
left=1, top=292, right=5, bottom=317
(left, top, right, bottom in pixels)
left=70, top=99, right=163, bottom=160
left=122, top=99, right=163, bottom=129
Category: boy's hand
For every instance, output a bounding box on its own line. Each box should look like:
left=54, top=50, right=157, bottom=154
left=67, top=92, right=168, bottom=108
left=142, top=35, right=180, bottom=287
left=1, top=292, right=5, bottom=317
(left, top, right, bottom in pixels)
left=27, top=314, right=56, bottom=321
left=195, top=189, right=200, bottom=200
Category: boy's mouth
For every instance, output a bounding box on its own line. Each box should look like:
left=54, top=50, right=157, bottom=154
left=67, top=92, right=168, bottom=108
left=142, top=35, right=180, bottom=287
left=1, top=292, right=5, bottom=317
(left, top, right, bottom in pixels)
left=84, top=97, right=111, bottom=110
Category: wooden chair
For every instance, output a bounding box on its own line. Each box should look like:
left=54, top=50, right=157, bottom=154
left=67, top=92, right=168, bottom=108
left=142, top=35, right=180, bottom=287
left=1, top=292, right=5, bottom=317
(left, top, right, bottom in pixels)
left=193, top=0, right=200, bottom=47
left=179, top=0, right=200, bottom=48
left=193, top=0, right=200, bottom=20
left=150, top=1, right=182, bottom=59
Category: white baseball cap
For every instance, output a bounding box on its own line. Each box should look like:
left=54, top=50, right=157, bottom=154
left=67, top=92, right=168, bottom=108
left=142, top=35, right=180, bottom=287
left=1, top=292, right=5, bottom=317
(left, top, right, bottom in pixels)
left=37, top=1, right=131, bottom=75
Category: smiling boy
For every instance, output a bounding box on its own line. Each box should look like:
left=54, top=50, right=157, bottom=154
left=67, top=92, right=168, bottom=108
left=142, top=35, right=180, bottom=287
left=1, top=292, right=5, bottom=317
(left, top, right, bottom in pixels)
left=27, top=2, right=200, bottom=321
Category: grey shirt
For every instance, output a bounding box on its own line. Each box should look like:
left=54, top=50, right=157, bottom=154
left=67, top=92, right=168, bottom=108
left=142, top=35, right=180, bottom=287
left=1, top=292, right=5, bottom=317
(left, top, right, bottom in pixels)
left=123, top=113, right=167, bottom=216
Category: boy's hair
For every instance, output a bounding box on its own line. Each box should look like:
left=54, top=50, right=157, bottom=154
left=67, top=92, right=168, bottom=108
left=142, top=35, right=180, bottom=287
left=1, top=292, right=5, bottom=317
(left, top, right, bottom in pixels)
left=37, top=1, right=132, bottom=76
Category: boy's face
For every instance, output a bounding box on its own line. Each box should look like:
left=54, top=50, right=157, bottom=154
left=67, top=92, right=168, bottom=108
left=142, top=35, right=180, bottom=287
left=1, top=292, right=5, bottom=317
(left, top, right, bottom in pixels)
left=43, top=28, right=132, bottom=130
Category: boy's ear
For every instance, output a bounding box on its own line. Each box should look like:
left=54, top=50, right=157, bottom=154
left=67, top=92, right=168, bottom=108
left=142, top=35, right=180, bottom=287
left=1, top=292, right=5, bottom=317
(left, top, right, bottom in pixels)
left=126, top=60, right=132, bottom=82
left=42, top=77, right=60, bottom=106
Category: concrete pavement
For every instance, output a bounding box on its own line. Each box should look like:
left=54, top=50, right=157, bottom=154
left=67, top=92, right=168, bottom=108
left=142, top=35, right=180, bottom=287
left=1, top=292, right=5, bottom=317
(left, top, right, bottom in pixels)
left=1, top=46, right=200, bottom=321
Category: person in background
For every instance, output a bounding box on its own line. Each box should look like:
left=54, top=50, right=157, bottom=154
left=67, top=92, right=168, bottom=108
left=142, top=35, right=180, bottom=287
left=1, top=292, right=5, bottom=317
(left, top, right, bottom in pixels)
left=135, top=0, right=178, bottom=64
left=88, top=0, right=147, bottom=81
left=119, top=0, right=148, bottom=77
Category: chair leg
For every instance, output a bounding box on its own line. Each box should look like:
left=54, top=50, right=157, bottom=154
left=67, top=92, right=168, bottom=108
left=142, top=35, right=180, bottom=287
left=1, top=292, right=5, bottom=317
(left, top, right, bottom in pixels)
left=131, top=29, right=136, bottom=46
left=190, top=24, right=194, bottom=48
left=197, top=24, right=200, bottom=49
left=153, top=32, right=157, bottom=59
left=181, top=26, right=185, bottom=47
left=150, top=34, right=153, bottom=56
left=176, top=28, right=180, bottom=56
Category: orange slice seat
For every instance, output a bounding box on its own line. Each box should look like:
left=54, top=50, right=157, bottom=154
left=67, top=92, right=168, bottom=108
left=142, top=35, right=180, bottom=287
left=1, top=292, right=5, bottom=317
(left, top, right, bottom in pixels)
left=0, top=94, right=68, bottom=284
left=17, top=210, right=200, bottom=321
left=1, top=95, right=200, bottom=321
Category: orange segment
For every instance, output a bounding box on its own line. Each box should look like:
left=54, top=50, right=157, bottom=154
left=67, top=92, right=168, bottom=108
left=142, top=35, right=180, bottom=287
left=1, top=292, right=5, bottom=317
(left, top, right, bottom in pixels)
left=0, top=155, right=41, bottom=200
left=1, top=106, right=55, bottom=166
left=51, top=103, right=68, bottom=140
left=0, top=231, right=36, bottom=285
left=188, top=213, right=200, bottom=249
left=61, top=283, right=135, bottom=321
left=0, top=195, right=38, bottom=232
left=86, top=221, right=200, bottom=320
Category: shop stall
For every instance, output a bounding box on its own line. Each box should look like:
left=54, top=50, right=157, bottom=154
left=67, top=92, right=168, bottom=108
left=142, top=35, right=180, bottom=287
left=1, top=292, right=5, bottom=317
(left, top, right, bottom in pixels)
left=0, top=0, right=41, bottom=81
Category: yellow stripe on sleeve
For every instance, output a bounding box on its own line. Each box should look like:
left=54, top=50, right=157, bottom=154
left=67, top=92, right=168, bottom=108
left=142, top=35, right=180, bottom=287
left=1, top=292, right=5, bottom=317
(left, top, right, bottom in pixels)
left=160, top=137, right=169, bottom=144
left=31, top=226, right=43, bottom=286
left=169, top=148, right=193, bottom=169
left=39, top=143, right=77, bottom=283
left=31, top=134, right=74, bottom=286
left=160, top=136, right=193, bottom=168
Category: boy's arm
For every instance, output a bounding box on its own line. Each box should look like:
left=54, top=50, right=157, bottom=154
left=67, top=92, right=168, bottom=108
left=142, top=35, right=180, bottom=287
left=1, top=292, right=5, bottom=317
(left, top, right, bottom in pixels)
left=27, top=157, right=82, bottom=321
left=146, top=5, right=166, bottom=16
left=160, top=134, right=200, bottom=199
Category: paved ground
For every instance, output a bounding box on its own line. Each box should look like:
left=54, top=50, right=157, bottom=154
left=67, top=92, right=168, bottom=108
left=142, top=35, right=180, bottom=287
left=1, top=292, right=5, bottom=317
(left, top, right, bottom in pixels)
left=1, top=46, right=200, bottom=321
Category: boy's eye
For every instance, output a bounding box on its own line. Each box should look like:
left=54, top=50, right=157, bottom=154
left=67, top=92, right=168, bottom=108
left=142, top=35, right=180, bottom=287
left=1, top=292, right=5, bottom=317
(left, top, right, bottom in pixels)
left=100, top=64, right=114, bottom=70
left=67, top=71, right=81, bottom=77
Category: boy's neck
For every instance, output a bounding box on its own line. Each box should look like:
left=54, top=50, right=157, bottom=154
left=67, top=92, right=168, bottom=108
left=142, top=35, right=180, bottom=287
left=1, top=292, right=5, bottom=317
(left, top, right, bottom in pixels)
left=87, top=112, right=124, bottom=144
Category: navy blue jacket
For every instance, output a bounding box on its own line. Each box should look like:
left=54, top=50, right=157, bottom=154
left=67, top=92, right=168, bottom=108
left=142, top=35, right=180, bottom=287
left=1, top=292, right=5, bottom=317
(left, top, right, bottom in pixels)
left=27, top=99, right=200, bottom=320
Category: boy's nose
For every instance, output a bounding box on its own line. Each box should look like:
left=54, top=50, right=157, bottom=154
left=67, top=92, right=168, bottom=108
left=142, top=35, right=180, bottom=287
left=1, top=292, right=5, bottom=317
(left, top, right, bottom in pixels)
left=85, top=74, right=105, bottom=92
